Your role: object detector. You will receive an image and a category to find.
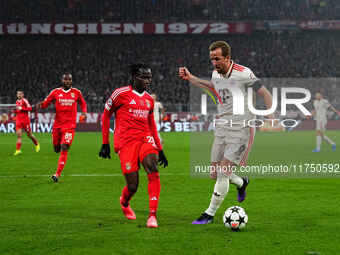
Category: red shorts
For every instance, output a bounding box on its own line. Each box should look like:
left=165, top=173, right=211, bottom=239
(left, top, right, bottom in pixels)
left=52, top=128, right=75, bottom=146
left=16, top=121, right=31, bottom=133
left=118, top=139, right=159, bottom=174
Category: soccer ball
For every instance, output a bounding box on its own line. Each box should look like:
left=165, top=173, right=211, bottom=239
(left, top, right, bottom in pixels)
left=223, top=206, right=248, bottom=231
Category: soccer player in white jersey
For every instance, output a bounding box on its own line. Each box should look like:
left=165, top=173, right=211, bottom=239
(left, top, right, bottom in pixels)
left=151, top=93, right=164, bottom=144
left=151, top=93, right=165, bottom=125
left=179, top=41, right=273, bottom=224
left=312, top=92, right=339, bottom=152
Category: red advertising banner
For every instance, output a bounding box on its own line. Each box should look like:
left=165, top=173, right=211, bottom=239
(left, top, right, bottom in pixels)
left=0, top=22, right=252, bottom=35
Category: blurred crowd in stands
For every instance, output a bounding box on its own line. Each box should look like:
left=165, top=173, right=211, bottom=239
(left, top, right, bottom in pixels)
left=0, top=32, right=339, bottom=111
left=2, top=0, right=340, bottom=22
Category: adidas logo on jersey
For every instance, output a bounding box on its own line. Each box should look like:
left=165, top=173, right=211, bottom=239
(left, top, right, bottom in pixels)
left=129, top=99, right=136, bottom=105
left=150, top=196, right=158, bottom=201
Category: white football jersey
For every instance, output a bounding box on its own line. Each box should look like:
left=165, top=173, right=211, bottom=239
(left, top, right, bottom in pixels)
left=153, top=101, right=163, bottom=124
left=313, top=99, right=330, bottom=121
left=211, top=61, right=259, bottom=130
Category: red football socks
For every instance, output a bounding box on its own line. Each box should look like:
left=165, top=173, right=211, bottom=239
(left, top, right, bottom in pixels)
left=56, top=150, right=68, bottom=177
left=121, top=186, right=135, bottom=207
left=16, top=142, right=21, bottom=150
left=147, top=172, right=161, bottom=217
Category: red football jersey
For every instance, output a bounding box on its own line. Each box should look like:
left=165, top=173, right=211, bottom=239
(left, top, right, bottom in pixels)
left=41, top=87, right=87, bottom=129
left=102, top=85, right=162, bottom=152
left=15, top=98, right=32, bottom=123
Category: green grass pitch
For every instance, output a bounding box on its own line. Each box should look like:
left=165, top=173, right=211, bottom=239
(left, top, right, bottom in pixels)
left=0, top=131, right=340, bottom=255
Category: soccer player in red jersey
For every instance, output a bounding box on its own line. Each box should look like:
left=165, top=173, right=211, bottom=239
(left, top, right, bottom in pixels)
left=99, top=64, right=168, bottom=228
left=13, top=90, right=40, bottom=156
left=36, top=74, right=87, bottom=182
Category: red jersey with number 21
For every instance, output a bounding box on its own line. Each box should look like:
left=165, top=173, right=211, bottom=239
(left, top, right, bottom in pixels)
left=102, top=85, right=162, bottom=153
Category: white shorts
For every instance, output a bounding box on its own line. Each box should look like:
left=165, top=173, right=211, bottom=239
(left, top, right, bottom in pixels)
left=154, top=116, right=160, bottom=125
left=316, top=119, right=327, bottom=132
left=211, top=127, right=255, bottom=166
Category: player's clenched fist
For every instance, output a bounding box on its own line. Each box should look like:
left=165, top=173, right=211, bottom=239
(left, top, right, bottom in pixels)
left=179, top=67, right=191, bottom=81
left=158, top=150, right=168, bottom=168
left=99, top=144, right=111, bottom=159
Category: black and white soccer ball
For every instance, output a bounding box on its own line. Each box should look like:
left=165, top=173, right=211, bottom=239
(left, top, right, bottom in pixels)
left=223, top=206, right=248, bottom=231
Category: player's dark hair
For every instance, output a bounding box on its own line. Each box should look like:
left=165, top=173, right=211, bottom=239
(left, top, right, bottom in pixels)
left=129, top=63, right=151, bottom=76
left=17, top=89, right=24, bottom=93
left=209, top=41, right=231, bottom=57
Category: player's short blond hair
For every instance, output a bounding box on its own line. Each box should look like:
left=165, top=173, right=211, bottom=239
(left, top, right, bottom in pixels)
left=209, top=41, right=231, bottom=57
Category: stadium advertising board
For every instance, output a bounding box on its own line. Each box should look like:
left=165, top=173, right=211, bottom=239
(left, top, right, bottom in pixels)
left=1, top=112, right=340, bottom=133
left=0, top=22, right=252, bottom=35
left=299, top=20, right=340, bottom=30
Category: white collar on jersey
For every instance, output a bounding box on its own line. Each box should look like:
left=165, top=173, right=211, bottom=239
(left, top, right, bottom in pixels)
left=132, top=90, right=146, bottom=97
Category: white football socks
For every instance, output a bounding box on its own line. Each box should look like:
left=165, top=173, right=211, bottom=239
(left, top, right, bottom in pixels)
left=205, top=171, right=229, bottom=216
left=323, top=135, right=335, bottom=145
left=316, top=136, right=322, bottom=150
left=230, top=173, right=243, bottom=188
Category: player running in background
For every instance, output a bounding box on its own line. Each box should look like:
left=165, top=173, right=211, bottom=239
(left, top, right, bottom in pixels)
left=179, top=41, right=273, bottom=224
left=99, top=64, right=168, bottom=228
left=151, top=93, right=165, bottom=143
left=36, top=74, right=87, bottom=182
left=312, top=92, right=339, bottom=152
left=151, top=93, right=165, bottom=126
left=13, top=90, right=40, bottom=156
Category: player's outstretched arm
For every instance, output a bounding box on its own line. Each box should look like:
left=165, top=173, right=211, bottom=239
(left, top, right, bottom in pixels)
left=257, top=85, right=274, bottom=119
left=329, top=104, right=340, bottom=116
left=179, top=67, right=214, bottom=90
left=99, top=109, right=112, bottom=159
left=37, top=90, right=55, bottom=110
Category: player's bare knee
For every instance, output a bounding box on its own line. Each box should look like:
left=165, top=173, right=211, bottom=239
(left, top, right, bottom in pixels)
left=127, top=183, right=138, bottom=193
left=143, top=154, right=158, bottom=174
left=220, top=158, right=234, bottom=167
left=219, top=158, right=235, bottom=177
left=145, top=160, right=158, bottom=173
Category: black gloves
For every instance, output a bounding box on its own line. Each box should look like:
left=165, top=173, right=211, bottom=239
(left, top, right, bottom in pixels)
left=99, top=144, right=111, bottom=159
left=158, top=150, right=168, bottom=168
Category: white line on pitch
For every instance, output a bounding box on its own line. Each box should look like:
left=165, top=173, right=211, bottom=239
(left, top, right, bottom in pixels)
left=0, top=173, right=188, bottom=178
